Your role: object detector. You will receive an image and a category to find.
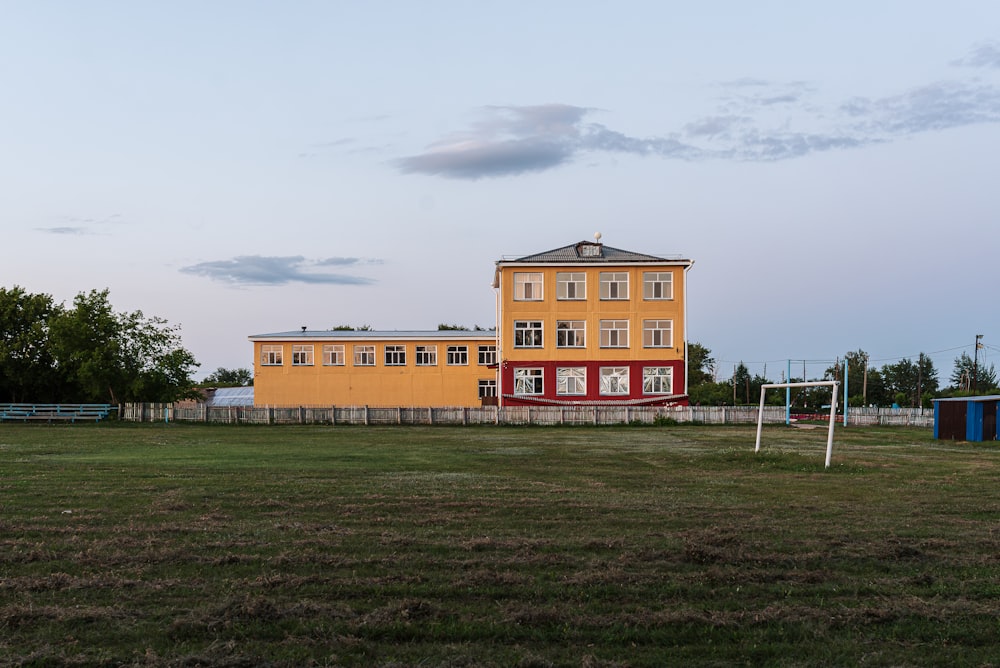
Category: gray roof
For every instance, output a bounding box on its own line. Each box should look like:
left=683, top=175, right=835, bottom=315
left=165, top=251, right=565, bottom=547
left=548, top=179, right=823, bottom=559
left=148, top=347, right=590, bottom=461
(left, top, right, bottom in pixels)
left=499, top=241, right=691, bottom=264
left=249, top=329, right=497, bottom=341
left=205, top=386, right=255, bottom=407
left=932, top=395, right=1000, bottom=403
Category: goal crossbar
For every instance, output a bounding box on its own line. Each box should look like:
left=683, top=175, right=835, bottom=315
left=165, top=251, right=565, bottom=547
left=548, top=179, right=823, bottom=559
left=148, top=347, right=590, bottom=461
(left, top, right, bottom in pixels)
left=754, top=381, right=840, bottom=468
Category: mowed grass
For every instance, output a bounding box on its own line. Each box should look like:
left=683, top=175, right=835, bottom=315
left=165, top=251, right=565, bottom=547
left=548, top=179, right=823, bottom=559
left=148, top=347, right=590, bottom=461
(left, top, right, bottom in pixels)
left=1, top=423, right=999, bottom=667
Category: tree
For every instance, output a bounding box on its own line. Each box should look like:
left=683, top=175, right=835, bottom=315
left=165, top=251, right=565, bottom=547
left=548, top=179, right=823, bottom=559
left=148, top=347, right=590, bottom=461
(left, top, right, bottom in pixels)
left=880, top=354, right=938, bottom=407
left=437, top=323, right=470, bottom=331
left=949, top=352, right=998, bottom=393
left=203, top=367, right=254, bottom=387
left=0, top=286, right=61, bottom=402
left=686, top=342, right=715, bottom=388
left=331, top=324, right=372, bottom=331
left=48, top=289, right=199, bottom=403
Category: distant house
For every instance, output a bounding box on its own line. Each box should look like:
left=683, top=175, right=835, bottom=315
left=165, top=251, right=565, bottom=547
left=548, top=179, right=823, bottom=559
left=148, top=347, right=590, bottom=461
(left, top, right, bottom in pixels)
left=249, top=238, right=693, bottom=408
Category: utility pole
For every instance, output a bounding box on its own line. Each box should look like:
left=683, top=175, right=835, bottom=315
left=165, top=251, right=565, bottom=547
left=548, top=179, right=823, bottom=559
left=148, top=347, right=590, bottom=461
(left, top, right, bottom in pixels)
left=862, top=353, right=869, bottom=406
left=974, top=334, right=984, bottom=395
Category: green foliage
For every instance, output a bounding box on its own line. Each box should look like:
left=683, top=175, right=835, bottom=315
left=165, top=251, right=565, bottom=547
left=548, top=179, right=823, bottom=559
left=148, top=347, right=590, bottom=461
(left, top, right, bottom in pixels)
left=949, top=351, right=998, bottom=393
left=686, top=341, right=715, bottom=387
left=437, top=323, right=470, bottom=330
left=0, top=286, right=198, bottom=403
left=331, top=324, right=373, bottom=330
left=202, top=367, right=254, bottom=387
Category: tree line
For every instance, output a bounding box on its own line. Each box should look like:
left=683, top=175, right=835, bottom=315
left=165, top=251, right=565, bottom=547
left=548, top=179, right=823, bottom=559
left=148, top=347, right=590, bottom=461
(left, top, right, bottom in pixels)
left=0, top=286, right=199, bottom=403
left=687, top=343, right=998, bottom=409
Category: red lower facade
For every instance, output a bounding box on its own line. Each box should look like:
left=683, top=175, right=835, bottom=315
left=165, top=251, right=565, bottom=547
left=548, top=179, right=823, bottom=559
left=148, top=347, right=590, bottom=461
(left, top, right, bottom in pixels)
left=499, top=359, right=688, bottom=407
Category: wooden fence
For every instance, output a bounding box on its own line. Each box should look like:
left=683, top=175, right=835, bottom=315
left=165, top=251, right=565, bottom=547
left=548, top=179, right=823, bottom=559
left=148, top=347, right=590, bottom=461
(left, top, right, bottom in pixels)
left=121, top=403, right=933, bottom=428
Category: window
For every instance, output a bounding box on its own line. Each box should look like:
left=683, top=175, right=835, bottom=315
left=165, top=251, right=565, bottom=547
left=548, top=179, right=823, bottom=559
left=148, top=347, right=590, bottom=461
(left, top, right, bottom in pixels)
left=447, top=345, right=468, bottom=365
left=643, top=320, right=673, bottom=348
left=513, top=272, right=543, bottom=300
left=600, top=320, right=629, bottom=348
left=643, top=367, right=673, bottom=394
left=600, top=367, right=630, bottom=395
left=385, top=345, right=406, bottom=366
left=600, top=272, right=629, bottom=300
left=261, top=344, right=283, bottom=366
left=415, top=345, right=437, bottom=366
left=322, top=344, right=345, bottom=366
left=478, top=379, right=497, bottom=398
left=556, top=320, right=586, bottom=348
left=353, top=345, right=375, bottom=366
left=514, top=368, right=544, bottom=395
left=644, top=272, right=673, bottom=300
left=556, top=367, right=587, bottom=395
left=556, top=272, right=586, bottom=300
left=514, top=320, right=543, bottom=348
left=478, top=345, right=497, bottom=366
left=292, top=345, right=314, bottom=366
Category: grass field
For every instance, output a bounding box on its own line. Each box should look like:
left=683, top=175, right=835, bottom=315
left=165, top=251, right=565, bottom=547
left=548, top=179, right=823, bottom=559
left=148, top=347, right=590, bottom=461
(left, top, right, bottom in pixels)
left=1, top=422, right=998, bottom=667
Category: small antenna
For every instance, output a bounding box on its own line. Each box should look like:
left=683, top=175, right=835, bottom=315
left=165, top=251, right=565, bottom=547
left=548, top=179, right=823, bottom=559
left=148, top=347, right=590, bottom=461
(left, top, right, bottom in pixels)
left=301, top=326, right=307, bottom=332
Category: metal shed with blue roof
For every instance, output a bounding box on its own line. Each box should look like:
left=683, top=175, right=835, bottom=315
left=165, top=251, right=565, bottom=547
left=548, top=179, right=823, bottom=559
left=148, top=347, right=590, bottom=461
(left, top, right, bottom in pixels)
left=932, top=395, right=1000, bottom=441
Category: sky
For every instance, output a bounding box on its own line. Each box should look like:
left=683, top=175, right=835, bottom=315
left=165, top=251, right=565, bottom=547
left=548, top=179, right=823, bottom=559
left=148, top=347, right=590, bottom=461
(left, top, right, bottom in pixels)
left=2, top=1, right=999, bottom=383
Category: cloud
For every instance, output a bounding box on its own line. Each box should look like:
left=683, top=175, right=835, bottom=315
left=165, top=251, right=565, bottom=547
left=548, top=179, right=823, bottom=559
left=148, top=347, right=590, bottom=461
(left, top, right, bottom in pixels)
left=36, top=226, right=90, bottom=235
left=180, top=255, right=377, bottom=286
left=395, top=47, right=1000, bottom=178
left=953, top=41, right=1000, bottom=69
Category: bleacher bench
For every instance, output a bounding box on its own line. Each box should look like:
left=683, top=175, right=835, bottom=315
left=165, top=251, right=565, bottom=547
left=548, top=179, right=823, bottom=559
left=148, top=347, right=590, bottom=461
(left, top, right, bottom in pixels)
left=0, top=404, right=117, bottom=423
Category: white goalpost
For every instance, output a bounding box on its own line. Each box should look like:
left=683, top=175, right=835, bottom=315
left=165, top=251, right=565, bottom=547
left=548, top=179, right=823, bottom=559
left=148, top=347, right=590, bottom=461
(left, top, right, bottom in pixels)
left=754, top=381, right=840, bottom=468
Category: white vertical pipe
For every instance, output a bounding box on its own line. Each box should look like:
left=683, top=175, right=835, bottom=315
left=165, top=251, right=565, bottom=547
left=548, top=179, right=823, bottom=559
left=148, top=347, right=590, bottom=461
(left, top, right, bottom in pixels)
left=754, top=385, right=767, bottom=452
left=826, top=381, right=838, bottom=468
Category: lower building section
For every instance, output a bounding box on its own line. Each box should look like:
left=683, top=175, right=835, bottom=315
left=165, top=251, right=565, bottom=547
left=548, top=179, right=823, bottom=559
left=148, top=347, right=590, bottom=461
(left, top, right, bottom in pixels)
left=500, top=360, right=688, bottom=407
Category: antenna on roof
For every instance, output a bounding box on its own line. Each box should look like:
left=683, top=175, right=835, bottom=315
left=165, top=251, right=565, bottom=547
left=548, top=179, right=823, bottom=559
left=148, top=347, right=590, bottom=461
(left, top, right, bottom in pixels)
left=301, top=326, right=307, bottom=332
left=594, top=232, right=602, bottom=243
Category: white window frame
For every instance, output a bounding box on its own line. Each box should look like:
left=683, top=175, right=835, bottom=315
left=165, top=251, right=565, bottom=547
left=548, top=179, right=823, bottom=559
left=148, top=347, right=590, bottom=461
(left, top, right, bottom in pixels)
left=322, top=344, right=345, bottom=366
left=513, top=368, right=544, bottom=395
left=415, top=345, right=437, bottom=366
left=513, top=272, right=543, bottom=301
left=447, top=345, right=468, bottom=365
left=600, top=271, right=629, bottom=300
left=556, top=320, right=586, bottom=348
left=556, top=272, right=586, bottom=300
left=385, top=345, right=406, bottom=366
left=600, top=367, right=630, bottom=395
left=643, top=271, right=673, bottom=300
left=643, top=367, right=673, bottom=395
left=292, top=344, right=314, bottom=366
left=353, top=345, right=375, bottom=366
left=643, top=319, right=673, bottom=348
left=478, top=345, right=497, bottom=366
left=513, top=320, right=544, bottom=348
left=556, top=367, right=587, bottom=395
left=600, top=319, right=629, bottom=348
left=261, top=344, right=283, bottom=366
left=478, top=379, right=497, bottom=398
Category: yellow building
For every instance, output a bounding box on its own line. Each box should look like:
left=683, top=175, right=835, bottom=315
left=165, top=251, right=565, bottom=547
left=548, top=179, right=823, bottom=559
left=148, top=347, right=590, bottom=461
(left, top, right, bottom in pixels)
left=493, top=238, right=693, bottom=407
left=249, top=330, right=498, bottom=407
left=250, top=237, right=693, bottom=408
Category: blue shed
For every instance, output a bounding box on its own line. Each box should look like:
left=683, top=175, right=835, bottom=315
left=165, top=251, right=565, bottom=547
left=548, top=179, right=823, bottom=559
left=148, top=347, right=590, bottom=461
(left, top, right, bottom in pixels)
left=932, top=395, right=1000, bottom=441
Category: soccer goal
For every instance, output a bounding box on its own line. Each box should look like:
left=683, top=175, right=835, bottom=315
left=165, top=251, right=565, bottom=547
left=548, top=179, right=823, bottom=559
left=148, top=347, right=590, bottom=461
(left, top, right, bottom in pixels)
left=754, top=381, right=840, bottom=468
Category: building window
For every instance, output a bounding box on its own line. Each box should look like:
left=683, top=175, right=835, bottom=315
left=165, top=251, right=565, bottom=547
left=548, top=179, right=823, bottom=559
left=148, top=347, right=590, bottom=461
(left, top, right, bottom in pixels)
left=643, top=367, right=673, bottom=394
left=643, top=320, right=673, bottom=348
left=600, top=367, right=630, bottom=395
left=353, top=345, right=375, bottom=366
left=261, top=345, right=283, bottom=366
left=322, top=344, right=345, bottom=366
left=600, top=320, right=629, bottom=348
left=513, top=272, right=543, bottom=301
left=556, top=272, right=586, bottom=300
left=478, top=345, right=497, bottom=366
left=447, top=345, right=468, bottom=365
left=514, top=368, right=544, bottom=395
left=600, top=272, right=629, bottom=300
left=556, top=320, right=586, bottom=348
left=556, top=367, right=587, bottom=395
left=514, top=320, right=543, bottom=348
left=644, top=272, right=673, bottom=300
left=385, top=345, right=406, bottom=366
left=292, top=345, right=314, bottom=366
left=478, top=379, right=497, bottom=398
left=415, top=345, right=437, bottom=366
